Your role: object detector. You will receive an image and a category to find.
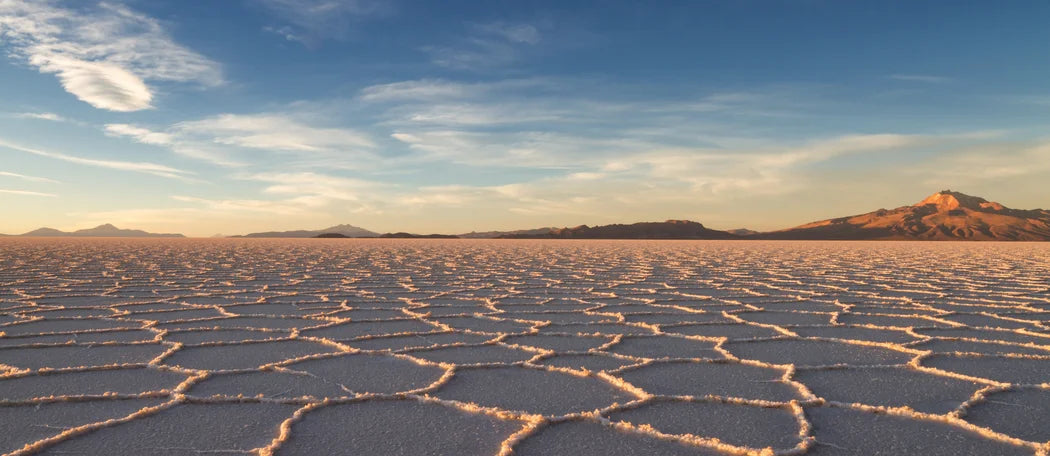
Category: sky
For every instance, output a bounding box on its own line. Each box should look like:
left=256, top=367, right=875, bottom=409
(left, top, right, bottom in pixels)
left=1, top=0, right=1049, bottom=237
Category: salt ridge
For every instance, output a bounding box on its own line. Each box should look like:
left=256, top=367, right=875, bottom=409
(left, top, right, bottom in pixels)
left=0, top=238, right=1048, bottom=455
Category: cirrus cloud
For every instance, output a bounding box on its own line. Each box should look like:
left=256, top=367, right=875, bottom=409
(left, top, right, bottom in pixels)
left=0, top=0, right=222, bottom=111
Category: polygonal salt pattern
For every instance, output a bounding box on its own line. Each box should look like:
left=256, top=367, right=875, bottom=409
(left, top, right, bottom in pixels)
left=1, top=238, right=1048, bottom=454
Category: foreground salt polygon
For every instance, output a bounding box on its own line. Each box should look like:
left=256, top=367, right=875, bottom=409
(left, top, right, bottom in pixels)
left=0, top=238, right=1048, bottom=455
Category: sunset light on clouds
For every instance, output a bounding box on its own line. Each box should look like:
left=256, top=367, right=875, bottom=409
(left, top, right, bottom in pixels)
left=2, top=0, right=1049, bottom=236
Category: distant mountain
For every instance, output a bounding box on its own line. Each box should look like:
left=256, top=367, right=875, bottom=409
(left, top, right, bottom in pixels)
left=379, top=232, right=460, bottom=239
left=762, top=190, right=1050, bottom=241
left=20, top=224, right=184, bottom=238
left=233, top=224, right=379, bottom=238
left=459, top=227, right=557, bottom=238
left=728, top=228, right=760, bottom=236
left=313, top=233, right=351, bottom=238
left=499, top=220, right=739, bottom=239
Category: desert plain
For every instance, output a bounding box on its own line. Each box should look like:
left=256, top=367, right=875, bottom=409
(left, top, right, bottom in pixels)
left=1, top=238, right=1049, bottom=455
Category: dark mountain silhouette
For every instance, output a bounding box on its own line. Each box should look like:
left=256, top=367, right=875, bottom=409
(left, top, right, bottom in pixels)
left=313, top=233, right=351, bottom=238
left=761, top=190, right=1050, bottom=241
left=233, top=224, right=378, bottom=238
left=728, top=228, right=760, bottom=236
left=458, top=227, right=557, bottom=238
left=379, top=232, right=459, bottom=239
left=19, top=224, right=184, bottom=238
left=499, top=220, right=738, bottom=239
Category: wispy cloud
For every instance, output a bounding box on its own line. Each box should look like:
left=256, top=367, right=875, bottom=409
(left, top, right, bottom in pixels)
left=889, top=74, right=951, bottom=84
left=909, top=139, right=1050, bottom=184
left=104, top=113, right=377, bottom=168
left=254, top=0, right=391, bottom=46
left=0, top=137, right=192, bottom=180
left=12, top=112, right=66, bottom=122
left=238, top=171, right=385, bottom=205
left=104, top=123, right=174, bottom=146
left=0, top=1, right=222, bottom=111
left=359, top=79, right=474, bottom=102
left=176, top=114, right=375, bottom=152
left=476, top=22, right=541, bottom=45
left=0, top=188, right=56, bottom=197
left=0, top=170, right=59, bottom=183
left=365, top=78, right=809, bottom=168
left=423, top=21, right=543, bottom=70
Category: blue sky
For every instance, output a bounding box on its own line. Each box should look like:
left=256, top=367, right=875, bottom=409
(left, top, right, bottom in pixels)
left=1, top=0, right=1049, bottom=236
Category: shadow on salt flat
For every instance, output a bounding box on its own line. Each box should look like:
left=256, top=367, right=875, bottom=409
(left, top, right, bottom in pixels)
left=161, top=340, right=339, bottom=371
left=0, top=367, right=187, bottom=401
left=404, top=344, right=536, bottom=364
left=723, top=339, right=915, bottom=367
left=499, top=312, right=618, bottom=324
left=618, top=361, right=800, bottom=401
left=124, top=309, right=226, bottom=322
left=622, top=313, right=725, bottom=325
left=805, top=406, right=1032, bottom=455
left=921, top=354, right=1050, bottom=385
left=0, top=398, right=165, bottom=454
left=278, top=399, right=522, bottom=455
left=790, top=326, right=919, bottom=344
left=911, top=339, right=1050, bottom=356
left=434, top=366, right=635, bottom=416
left=39, top=402, right=297, bottom=455
left=607, top=335, right=722, bottom=360
left=502, top=334, right=613, bottom=352
left=538, top=353, right=638, bottom=371
left=793, top=366, right=982, bottom=414
left=735, top=311, right=835, bottom=326
left=435, top=316, right=535, bottom=333
left=301, top=320, right=442, bottom=340
left=540, top=323, right=655, bottom=336
left=0, top=329, right=156, bottom=347
left=156, top=316, right=327, bottom=331
left=162, top=329, right=290, bottom=345
left=964, top=388, right=1050, bottom=442
left=512, top=420, right=721, bottom=456
left=607, top=400, right=802, bottom=450
left=0, top=343, right=169, bottom=370
left=913, top=328, right=1050, bottom=346
left=0, top=318, right=142, bottom=336
left=661, top=323, right=782, bottom=339
left=346, top=332, right=494, bottom=351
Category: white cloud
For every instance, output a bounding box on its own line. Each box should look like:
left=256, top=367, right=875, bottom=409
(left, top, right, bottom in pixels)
left=910, top=139, right=1050, bottom=183
left=102, top=113, right=377, bottom=168
left=0, top=170, right=59, bottom=183
left=254, top=0, right=390, bottom=45
left=239, top=171, right=385, bottom=205
left=423, top=21, right=542, bottom=70
left=0, top=137, right=192, bottom=180
left=13, top=112, right=65, bottom=122
left=0, top=188, right=56, bottom=197
left=889, top=74, right=951, bottom=84
left=359, top=79, right=472, bottom=102
left=104, top=123, right=174, bottom=145
left=176, top=114, right=375, bottom=152
left=476, top=22, right=541, bottom=44
left=0, top=1, right=222, bottom=111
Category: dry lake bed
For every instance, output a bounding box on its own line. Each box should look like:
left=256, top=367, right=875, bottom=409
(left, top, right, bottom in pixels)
left=1, top=238, right=1049, bottom=455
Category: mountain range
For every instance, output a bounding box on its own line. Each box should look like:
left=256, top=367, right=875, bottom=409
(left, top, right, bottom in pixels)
left=13, top=224, right=183, bottom=238
left=232, top=224, right=379, bottom=238
left=761, top=190, right=1050, bottom=241
left=497, top=220, right=739, bottom=239
left=5, top=191, right=1048, bottom=241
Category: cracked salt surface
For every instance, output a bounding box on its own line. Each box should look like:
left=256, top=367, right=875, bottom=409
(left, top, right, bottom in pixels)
left=0, top=239, right=1049, bottom=455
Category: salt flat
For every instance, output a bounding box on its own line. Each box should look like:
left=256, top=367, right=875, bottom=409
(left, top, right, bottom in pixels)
left=1, top=239, right=1049, bottom=455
